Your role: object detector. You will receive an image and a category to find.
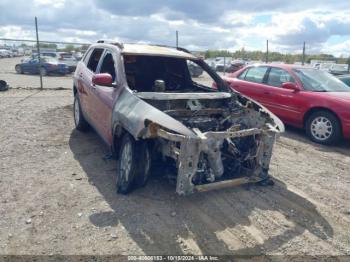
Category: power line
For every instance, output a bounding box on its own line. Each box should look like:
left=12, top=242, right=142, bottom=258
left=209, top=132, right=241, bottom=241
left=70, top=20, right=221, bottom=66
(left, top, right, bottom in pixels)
left=0, top=38, right=90, bottom=46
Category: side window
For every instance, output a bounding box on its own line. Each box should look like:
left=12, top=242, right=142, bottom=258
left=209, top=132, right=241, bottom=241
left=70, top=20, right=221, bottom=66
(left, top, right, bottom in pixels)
left=238, top=69, right=248, bottom=80
left=267, top=67, right=295, bottom=87
left=99, top=52, right=116, bottom=82
left=186, top=60, right=211, bottom=87
left=87, top=48, right=104, bottom=72
left=243, top=67, right=268, bottom=83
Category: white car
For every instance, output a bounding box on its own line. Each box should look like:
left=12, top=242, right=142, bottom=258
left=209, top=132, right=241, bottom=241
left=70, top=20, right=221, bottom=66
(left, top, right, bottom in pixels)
left=57, top=52, right=78, bottom=72
left=0, top=49, right=13, bottom=58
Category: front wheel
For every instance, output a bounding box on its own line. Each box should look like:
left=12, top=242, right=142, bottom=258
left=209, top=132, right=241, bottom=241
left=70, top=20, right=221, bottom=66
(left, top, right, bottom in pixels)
left=306, top=111, right=341, bottom=145
left=116, top=134, right=151, bottom=194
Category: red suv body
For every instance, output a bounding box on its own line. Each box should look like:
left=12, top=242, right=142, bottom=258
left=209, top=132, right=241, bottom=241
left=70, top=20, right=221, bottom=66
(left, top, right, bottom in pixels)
left=224, top=64, right=350, bottom=144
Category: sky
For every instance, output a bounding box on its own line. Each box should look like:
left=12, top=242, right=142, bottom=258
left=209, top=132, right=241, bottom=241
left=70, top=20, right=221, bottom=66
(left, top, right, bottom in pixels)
left=1, top=0, right=350, bottom=56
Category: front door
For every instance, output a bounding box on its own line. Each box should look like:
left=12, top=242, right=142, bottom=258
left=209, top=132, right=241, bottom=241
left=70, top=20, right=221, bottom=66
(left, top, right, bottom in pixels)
left=90, top=50, right=120, bottom=144
left=263, top=67, right=304, bottom=125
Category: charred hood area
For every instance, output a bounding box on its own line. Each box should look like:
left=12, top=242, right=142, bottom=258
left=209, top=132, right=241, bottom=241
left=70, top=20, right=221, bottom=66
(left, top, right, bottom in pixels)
left=136, top=91, right=281, bottom=195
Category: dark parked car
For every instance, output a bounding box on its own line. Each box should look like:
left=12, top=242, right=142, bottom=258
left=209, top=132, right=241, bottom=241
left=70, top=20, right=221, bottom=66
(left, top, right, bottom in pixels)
left=224, top=64, right=350, bottom=145
left=73, top=41, right=283, bottom=195
left=15, top=57, right=69, bottom=76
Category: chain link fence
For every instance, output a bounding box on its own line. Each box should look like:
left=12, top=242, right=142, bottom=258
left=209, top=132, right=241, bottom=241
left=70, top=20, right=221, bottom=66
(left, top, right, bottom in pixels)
left=0, top=37, right=90, bottom=89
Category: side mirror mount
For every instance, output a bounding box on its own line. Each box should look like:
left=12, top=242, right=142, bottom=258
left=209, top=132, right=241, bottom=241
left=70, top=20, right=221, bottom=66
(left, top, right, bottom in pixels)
left=92, top=73, right=113, bottom=87
left=282, top=82, right=300, bottom=92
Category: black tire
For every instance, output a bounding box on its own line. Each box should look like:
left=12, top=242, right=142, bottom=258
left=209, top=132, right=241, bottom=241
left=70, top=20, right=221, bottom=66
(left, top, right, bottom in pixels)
left=15, top=65, right=23, bottom=74
left=306, top=110, right=341, bottom=145
left=116, top=134, right=151, bottom=194
left=73, top=95, right=89, bottom=132
left=134, top=141, right=151, bottom=187
left=40, top=67, right=47, bottom=76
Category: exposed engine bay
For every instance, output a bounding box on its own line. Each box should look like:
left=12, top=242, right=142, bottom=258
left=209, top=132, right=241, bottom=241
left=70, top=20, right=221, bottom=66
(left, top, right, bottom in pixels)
left=136, top=92, right=281, bottom=195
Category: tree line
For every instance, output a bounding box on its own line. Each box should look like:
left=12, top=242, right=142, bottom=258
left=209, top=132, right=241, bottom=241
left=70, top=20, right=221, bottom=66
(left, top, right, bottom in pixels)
left=204, top=48, right=350, bottom=64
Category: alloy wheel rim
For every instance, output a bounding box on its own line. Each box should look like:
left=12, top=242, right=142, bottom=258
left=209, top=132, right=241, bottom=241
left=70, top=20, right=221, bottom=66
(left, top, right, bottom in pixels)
left=311, top=116, right=333, bottom=141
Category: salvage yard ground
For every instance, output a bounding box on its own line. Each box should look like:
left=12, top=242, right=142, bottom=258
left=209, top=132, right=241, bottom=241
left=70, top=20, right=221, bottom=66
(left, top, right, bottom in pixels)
left=0, top=58, right=350, bottom=256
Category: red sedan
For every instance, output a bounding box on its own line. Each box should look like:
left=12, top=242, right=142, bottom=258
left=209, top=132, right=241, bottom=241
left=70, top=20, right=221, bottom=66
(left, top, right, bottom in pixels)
left=223, top=64, right=350, bottom=144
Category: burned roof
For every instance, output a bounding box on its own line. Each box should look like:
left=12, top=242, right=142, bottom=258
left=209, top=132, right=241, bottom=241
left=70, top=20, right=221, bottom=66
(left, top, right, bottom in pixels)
left=121, top=43, right=198, bottom=60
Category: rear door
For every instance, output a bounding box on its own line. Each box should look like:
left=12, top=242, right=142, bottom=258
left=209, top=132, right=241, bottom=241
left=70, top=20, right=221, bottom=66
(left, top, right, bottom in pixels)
left=78, top=48, right=104, bottom=123
left=23, top=58, right=39, bottom=73
left=230, top=66, right=269, bottom=103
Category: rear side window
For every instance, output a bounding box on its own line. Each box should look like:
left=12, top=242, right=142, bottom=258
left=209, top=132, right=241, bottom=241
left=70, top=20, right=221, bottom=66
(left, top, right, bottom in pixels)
left=267, top=67, right=295, bottom=87
left=87, top=48, right=104, bottom=72
left=82, top=49, right=93, bottom=65
left=239, top=67, right=268, bottom=83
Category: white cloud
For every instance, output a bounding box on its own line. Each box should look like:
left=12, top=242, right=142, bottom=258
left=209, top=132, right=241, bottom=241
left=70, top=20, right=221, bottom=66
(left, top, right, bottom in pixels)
left=34, top=0, right=66, bottom=8
left=0, top=1, right=350, bottom=56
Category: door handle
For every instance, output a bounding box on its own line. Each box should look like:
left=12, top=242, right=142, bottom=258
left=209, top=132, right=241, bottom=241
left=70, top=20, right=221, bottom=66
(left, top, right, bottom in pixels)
left=263, top=91, right=270, bottom=95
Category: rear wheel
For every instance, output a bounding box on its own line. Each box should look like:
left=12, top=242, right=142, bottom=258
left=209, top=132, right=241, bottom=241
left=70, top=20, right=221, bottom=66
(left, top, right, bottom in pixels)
left=73, top=95, right=89, bottom=132
left=306, top=110, right=341, bottom=145
left=15, top=65, right=23, bottom=74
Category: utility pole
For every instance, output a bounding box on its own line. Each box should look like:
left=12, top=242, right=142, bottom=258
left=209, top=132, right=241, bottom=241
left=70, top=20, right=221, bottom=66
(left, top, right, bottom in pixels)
left=302, top=41, right=306, bottom=65
left=176, top=30, right=179, bottom=48
left=265, top=40, right=269, bottom=63
left=35, top=17, right=43, bottom=89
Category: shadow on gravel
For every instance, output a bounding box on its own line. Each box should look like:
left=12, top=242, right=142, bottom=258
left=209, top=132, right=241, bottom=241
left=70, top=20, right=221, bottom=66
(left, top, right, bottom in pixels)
left=282, top=125, right=350, bottom=157
left=69, top=129, right=334, bottom=255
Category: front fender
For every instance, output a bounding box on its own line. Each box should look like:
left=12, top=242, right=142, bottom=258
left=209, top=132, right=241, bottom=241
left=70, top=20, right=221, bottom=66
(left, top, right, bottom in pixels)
left=112, top=89, right=195, bottom=139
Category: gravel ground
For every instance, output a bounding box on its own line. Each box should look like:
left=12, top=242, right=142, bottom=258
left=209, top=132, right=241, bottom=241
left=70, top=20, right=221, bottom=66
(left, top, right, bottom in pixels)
left=0, top=57, right=349, bottom=258
left=0, top=88, right=349, bottom=257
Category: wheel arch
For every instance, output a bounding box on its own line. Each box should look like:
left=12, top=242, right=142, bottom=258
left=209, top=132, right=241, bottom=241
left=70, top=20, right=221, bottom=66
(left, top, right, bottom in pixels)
left=303, top=107, right=342, bottom=130
left=112, top=124, right=127, bottom=158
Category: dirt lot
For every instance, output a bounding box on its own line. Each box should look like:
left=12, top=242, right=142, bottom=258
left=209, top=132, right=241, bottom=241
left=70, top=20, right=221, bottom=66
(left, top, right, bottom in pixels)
left=0, top=61, right=350, bottom=257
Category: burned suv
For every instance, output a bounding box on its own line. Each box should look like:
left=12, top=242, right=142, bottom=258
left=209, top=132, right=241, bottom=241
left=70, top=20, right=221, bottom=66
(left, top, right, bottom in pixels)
left=73, top=41, right=284, bottom=195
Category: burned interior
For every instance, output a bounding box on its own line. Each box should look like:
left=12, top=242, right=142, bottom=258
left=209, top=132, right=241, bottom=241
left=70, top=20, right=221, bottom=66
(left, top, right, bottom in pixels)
left=113, top=50, right=283, bottom=195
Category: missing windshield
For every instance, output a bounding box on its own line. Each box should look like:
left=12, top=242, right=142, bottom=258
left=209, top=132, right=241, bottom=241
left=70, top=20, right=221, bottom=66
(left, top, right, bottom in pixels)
left=123, top=55, right=220, bottom=93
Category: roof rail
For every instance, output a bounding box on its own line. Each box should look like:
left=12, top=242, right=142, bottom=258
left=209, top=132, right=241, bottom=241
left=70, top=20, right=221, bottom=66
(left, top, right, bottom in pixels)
left=151, top=44, right=191, bottom=54
left=96, top=40, right=124, bottom=49
left=176, top=47, right=191, bottom=54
